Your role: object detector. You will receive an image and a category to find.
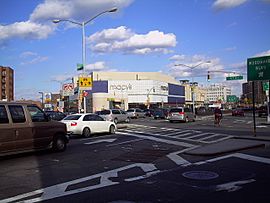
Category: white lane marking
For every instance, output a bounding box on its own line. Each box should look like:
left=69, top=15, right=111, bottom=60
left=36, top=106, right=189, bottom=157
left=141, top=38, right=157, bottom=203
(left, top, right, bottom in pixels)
left=247, top=121, right=253, bottom=124
left=0, top=163, right=158, bottom=203
left=184, top=133, right=214, bottom=139
left=118, top=132, right=196, bottom=148
left=166, top=147, right=198, bottom=166
left=256, top=125, right=267, bottom=128
left=174, top=132, right=193, bottom=138
left=198, top=134, right=224, bottom=141
left=106, top=138, right=144, bottom=147
left=84, top=139, right=117, bottom=145
left=233, top=120, right=245, bottom=124
left=215, top=179, right=256, bottom=192
left=197, top=134, right=233, bottom=144
left=194, top=153, right=270, bottom=166
left=125, top=170, right=160, bottom=182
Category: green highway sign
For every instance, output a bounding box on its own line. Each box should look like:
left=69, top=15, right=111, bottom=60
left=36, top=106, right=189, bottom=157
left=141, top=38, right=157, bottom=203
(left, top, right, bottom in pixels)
left=226, top=75, right=243, bottom=80
left=247, top=55, right=270, bottom=81
left=263, top=82, right=269, bottom=91
left=227, top=95, right=239, bottom=103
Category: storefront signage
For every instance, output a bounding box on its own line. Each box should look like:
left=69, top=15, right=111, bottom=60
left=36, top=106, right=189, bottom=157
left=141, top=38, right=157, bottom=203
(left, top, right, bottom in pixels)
left=110, top=84, right=132, bottom=91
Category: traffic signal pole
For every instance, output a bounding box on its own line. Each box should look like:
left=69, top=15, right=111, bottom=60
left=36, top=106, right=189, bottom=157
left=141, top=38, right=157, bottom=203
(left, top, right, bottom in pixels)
left=252, top=81, right=257, bottom=136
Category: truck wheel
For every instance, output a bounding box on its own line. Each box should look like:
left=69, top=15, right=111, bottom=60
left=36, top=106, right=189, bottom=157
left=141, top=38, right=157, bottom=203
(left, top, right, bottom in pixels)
left=52, top=135, right=67, bottom=152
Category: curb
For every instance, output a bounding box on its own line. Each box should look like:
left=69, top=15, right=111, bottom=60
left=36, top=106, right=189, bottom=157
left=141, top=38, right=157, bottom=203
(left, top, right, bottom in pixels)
left=184, top=143, right=265, bottom=156
left=233, top=135, right=270, bottom=142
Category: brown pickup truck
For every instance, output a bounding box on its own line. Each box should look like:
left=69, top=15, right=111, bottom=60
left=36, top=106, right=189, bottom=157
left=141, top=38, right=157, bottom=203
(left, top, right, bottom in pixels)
left=0, top=102, right=69, bottom=156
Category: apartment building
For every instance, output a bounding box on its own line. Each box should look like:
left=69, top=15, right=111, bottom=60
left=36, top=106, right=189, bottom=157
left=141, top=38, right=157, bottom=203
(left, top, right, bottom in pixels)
left=206, top=84, right=232, bottom=103
left=0, top=66, right=14, bottom=101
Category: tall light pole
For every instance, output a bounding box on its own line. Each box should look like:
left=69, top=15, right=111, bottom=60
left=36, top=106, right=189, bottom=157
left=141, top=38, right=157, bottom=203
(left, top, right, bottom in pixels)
left=38, top=92, right=44, bottom=109
left=52, top=7, right=117, bottom=113
left=175, top=61, right=211, bottom=116
left=146, top=87, right=155, bottom=109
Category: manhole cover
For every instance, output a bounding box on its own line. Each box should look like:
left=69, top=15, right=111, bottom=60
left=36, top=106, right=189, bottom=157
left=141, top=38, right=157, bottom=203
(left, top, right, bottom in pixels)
left=182, top=171, right=219, bottom=180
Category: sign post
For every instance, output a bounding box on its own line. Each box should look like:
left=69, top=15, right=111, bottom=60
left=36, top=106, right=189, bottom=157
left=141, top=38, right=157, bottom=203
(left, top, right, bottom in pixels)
left=247, top=55, right=270, bottom=135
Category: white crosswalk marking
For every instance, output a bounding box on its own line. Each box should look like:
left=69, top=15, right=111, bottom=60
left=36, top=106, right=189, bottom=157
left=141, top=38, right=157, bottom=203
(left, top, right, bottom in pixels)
left=119, top=124, right=232, bottom=144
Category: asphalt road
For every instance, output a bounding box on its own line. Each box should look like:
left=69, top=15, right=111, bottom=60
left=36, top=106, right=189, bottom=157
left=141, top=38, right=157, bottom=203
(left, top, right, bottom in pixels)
left=0, top=115, right=270, bottom=203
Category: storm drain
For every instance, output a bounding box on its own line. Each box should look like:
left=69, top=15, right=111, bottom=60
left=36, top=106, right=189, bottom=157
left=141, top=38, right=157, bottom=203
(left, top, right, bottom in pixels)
left=182, top=170, right=219, bottom=180
left=114, top=148, right=175, bottom=163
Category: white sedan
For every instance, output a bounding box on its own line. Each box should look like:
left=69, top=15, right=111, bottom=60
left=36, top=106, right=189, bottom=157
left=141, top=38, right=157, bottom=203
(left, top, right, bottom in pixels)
left=61, top=114, right=116, bottom=138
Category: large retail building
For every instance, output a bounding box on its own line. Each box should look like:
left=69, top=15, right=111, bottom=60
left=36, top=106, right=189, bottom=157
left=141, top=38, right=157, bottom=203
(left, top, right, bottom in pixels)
left=73, top=72, right=185, bottom=112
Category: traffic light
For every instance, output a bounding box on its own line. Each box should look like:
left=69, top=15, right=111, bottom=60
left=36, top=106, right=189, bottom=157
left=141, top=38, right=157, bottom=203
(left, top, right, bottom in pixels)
left=207, top=71, right=211, bottom=81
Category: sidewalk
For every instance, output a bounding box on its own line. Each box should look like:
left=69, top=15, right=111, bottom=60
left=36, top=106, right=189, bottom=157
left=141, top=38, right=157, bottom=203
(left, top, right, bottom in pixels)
left=184, top=139, right=269, bottom=156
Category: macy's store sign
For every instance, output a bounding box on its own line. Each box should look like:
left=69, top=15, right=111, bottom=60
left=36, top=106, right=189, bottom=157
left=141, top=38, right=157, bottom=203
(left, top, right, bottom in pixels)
left=109, top=84, right=132, bottom=91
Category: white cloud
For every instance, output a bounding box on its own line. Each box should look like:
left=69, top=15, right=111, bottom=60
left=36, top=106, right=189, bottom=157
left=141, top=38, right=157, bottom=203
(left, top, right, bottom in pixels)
left=15, top=88, right=41, bottom=101
left=51, top=74, right=73, bottom=82
left=89, top=26, right=177, bottom=55
left=0, top=0, right=133, bottom=45
left=30, top=0, right=133, bottom=22
left=85, top=61, right=118, bottom=72
left=255, top=49, right=270, bottom=57
left=213, top=0, right=247, bottom=10
left=20, top=51, right=38, bottom=58
left=20, top=51, right=49, bottom=65
left=169, top=54, right=185, bottom=61
left=30, top=0, right=73, bottom=22
left=168, top=54, right=223, bottom=79
left=89, top=26, right=133, bottom=42
left=0, top=21, right=54, bottom=42
left=85, top=61, right=108, bottom=71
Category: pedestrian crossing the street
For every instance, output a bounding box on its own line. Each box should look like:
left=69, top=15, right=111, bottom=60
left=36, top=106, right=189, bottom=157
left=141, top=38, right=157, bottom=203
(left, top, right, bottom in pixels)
left=118, top=124, right=233, bottom=144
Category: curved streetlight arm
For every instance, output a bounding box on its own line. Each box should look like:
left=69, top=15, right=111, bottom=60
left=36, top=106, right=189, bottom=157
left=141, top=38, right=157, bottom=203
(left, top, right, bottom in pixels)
left=174, top=61, right=211, bottom=69
left=52, top=19, right=82, bottom=26
left=85, top=7, right=117, bottom=25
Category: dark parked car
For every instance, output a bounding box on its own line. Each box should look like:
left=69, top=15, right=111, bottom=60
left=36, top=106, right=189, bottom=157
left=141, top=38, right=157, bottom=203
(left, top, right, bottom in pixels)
left=153, top=108, right=169, bottom=119
left=257, top=106, right=268, bottom=117
left=144, top=109, right=154, bottom=117
left=232, top=108, right=245, bottom=116
left=45, top=111, right=67, bottom=121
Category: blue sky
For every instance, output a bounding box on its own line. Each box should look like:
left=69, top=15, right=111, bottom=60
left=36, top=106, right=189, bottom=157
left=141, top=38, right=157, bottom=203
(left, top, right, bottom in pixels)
left=1, top=0, right=270, bottom=100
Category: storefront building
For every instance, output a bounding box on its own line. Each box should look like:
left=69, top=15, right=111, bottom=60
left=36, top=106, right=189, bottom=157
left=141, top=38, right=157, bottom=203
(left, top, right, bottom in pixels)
left=80, top=72, right=185, bottom=112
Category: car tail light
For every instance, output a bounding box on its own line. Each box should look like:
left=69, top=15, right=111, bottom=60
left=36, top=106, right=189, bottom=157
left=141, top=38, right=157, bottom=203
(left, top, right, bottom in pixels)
left=71, top=122, right=77, bottom=126
left=179, top=112, right=185, bottom=115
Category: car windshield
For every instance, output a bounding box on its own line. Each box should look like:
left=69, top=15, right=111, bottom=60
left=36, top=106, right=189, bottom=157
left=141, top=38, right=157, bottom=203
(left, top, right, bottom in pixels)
left=63, top=115, right=81, bottom=120
left=99, top=110, right=111, bottom=115
left=170, top=108, right=183, bottom=113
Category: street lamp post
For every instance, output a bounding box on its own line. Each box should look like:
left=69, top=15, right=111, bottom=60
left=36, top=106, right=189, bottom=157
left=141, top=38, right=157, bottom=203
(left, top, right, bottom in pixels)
left=146, top=87, right=155, bottom=109
left=174, top=61, right=211, bottom=116
left=53, top=7, right=117, bottom=113
left=38, top=92, right=44, bottom=109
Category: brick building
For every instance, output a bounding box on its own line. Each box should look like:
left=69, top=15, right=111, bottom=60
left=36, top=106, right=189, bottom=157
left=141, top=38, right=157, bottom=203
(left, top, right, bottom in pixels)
left=0, top=66, right=14, bottom=101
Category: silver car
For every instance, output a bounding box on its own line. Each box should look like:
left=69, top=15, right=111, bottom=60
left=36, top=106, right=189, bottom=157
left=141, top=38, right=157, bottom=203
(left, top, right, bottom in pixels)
left=126, top=108, right=146, bottom=119
left=97, top=109, right=130, bottom=124
left=168, top=107, right=195, bottom=123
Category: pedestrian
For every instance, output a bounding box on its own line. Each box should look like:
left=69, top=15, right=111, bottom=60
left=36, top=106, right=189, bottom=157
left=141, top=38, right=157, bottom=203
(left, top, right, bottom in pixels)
left=214, top=107, right=222, bottom=126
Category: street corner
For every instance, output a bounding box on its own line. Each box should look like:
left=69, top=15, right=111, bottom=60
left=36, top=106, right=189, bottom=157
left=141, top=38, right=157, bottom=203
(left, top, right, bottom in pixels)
left=184, top=139, right=267, bottom=156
